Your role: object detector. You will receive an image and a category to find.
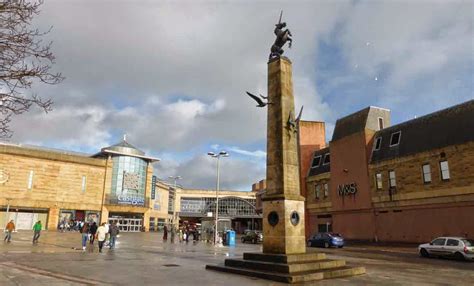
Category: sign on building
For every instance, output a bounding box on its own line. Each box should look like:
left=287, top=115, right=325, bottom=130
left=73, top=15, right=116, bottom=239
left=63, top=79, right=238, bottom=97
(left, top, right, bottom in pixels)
left=151, top=175, right=157, bottom=199
left=337, top=183, right=358, bottom=196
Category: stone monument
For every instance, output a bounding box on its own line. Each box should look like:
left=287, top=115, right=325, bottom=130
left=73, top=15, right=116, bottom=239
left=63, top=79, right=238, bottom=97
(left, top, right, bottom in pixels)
left=206, top=13, right=365, bottom=283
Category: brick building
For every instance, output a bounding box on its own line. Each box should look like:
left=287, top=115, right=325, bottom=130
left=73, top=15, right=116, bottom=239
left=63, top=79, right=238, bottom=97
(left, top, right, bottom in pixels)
left=306, top=100, right=474, bottom=243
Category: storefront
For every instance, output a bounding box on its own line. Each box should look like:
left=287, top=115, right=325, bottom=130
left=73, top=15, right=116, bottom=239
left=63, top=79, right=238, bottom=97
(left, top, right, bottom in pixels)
left=108, top=213, right=144, bottom=232
left=59, top=209, right=101, bottom=225
left=0, top=208, right=48, bottom=230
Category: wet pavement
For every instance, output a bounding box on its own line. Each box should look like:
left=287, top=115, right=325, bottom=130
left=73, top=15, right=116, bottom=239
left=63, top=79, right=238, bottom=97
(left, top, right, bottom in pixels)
left=0, top=231, right=473, bottom=285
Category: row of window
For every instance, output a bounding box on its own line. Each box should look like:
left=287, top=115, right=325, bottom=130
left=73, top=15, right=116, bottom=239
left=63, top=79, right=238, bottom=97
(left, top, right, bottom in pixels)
left=24, top=170, right=87, bottom=192
left=311, top=153, right=330, bottom=169
left=373, top=131, right=401, bottom=151
left=375, top=160, right=451, bottom=190
left=314, top=183, right=329, bottom=200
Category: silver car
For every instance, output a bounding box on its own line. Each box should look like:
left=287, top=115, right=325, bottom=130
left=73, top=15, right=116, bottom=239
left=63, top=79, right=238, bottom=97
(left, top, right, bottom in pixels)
left=418, top=237, right=474, bottom=261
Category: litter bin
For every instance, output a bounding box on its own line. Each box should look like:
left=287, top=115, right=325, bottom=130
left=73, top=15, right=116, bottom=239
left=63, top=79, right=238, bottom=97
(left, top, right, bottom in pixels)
left=227, top=230, right=236, bottom=246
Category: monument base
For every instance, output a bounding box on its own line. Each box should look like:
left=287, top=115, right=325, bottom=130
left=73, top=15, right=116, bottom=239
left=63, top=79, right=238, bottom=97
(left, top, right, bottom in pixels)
left=206, top=252, right=365, bottom=284
left=262, top=198, right=306, bottom=254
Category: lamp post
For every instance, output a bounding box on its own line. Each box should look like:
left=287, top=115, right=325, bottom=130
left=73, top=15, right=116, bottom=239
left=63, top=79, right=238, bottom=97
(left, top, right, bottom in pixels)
left=168, top=176, right=182, bottom=229
left=207, top=151, right=229, bottom=245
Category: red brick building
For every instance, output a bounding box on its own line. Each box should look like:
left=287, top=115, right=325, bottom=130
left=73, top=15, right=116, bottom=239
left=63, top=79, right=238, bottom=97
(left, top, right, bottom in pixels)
left=306, top=100, right=474, bottom=243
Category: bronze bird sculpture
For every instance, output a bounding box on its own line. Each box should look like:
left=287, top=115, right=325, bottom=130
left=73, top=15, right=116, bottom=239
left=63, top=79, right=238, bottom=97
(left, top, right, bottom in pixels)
left=246, top=91, right=271, bottom=107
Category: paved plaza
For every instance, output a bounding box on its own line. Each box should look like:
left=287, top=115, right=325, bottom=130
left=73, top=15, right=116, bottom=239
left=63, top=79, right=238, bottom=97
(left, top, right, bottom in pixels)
left=0, top=231, right=472, bottom=285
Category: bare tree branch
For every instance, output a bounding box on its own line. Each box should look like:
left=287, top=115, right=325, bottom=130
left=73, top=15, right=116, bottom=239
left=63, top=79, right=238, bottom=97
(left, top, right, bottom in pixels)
left=0, top=0, right=64, bottom=138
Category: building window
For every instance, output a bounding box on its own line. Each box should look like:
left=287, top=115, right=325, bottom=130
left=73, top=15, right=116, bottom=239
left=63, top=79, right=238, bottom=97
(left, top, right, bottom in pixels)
left=439, top=160, right=450, bottom=181
left=375, top=173, right=383, bottom=190
left=81, top=176, right=87, bottom=192
left=374, top=137, right=382, bottom=151
left=389, top=170, right=396, bottom=188
left=378, top=117, right=384, bottom=130
left=323, top=183, right=329, bottom=198
left=422, top=164, right=432, bottom=183
left=315, top=184, right=321, bottom=200
left=389, top=131, right=401, bottom=147
left=311, top=155, right=322, bottom=168
left=323, top=153, right=330, bottom=165
left=27, top=170, right=34, bottom=190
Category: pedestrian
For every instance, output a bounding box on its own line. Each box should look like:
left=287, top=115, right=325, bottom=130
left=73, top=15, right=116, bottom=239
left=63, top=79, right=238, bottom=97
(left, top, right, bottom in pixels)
left=109, top=222, right=119, bottom=249
left=32, top=220, right=42, bottom=243
left=89, top=222, right=98, bottom=245
left=96, top=222, right=107, bottom=253
left=178, top=228, right=183, bottom=243
left=80, top=222, right=89, bottom=251
left=163, top=225, right=168, bottom=241
left=4, top=220, right=15, bottom=243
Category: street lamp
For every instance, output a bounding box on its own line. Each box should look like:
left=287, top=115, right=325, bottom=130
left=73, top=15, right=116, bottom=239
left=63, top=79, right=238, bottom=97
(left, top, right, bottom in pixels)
left=207, top=150, right=229, bottom=245
left=168, top=176, right=182, bottom=229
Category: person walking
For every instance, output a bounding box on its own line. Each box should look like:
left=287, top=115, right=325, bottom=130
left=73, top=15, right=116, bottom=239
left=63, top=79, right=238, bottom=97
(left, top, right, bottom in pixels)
left=32, top=220, right=42, bottom=244
left=4, top=220, right=15, bottom=243
left=109, top=222, right=119, bottom=249
left=89, top=222, right=98, bottom=245
left=96, top=222, right=107, bottom=253
left=178, top=228, right=183, bottom=243
left=163, top=225, right=168, bottom=241
left=80, top=222, right=89, bottom=251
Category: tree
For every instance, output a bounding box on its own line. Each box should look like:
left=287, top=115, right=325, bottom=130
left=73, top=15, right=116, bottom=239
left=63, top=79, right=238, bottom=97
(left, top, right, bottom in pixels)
left=0, top=0, right=63, bottom=138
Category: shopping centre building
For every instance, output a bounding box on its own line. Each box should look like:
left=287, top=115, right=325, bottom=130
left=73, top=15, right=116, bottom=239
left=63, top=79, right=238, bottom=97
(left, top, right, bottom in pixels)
left=0, top=138, right=260, bottom=233
left=305, top=99, right=474, bottom=243
left=0, top=138, right=168, bottom=231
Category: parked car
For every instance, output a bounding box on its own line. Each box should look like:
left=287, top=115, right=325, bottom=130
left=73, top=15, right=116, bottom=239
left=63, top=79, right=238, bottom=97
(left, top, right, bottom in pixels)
left=307, top=232, right=344, bottom=248
left=418, top=237, right=474, bottom=261
left=241, top=230, right=263, bottom=244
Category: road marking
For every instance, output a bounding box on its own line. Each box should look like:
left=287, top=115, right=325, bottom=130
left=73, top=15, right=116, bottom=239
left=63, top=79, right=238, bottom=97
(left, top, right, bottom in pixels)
left=0, top=262, right=109, bottom=285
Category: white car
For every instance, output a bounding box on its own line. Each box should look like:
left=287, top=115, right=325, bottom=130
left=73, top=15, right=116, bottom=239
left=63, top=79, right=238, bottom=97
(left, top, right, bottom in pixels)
left=418, top=237, right=474, bottom=261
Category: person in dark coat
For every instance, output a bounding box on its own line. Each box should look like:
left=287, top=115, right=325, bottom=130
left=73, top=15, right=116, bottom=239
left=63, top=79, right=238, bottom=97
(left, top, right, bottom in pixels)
left=89, top=222, right=98, bottom=245
left=163, top=225, right=168, bottom=241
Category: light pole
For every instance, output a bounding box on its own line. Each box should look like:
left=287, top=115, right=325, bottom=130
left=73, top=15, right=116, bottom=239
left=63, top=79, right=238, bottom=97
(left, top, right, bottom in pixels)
left=207, top=151, right=229, bottom=245
left=168, top=175, right=182, bottom=229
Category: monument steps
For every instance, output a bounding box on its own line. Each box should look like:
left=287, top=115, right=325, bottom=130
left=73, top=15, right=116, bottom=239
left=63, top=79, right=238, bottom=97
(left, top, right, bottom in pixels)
left=243, top=252, right=327, bottom=263
left=225, top=258, right=346, bottom=273
left=206, top=263, right=366, bottom=284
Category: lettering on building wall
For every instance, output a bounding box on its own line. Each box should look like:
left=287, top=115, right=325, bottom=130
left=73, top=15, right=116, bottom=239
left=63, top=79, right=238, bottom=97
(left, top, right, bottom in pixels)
left=151, top=175, right=157, bottom=199
left=117, top=195, right=145, bottom=206
left=337, top=183, right=357, bottom=196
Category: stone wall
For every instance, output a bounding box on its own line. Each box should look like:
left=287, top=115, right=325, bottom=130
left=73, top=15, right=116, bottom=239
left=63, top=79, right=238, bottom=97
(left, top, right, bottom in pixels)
left=0, top=144, right=107, bottom=229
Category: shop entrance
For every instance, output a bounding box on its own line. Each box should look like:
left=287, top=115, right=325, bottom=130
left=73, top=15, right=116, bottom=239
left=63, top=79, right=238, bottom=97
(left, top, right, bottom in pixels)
left=108, top=215, right=143, bottom=232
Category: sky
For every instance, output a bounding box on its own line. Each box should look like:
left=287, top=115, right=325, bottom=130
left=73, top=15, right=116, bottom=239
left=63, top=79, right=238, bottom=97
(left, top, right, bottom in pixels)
left=6, top=0, right=474, bottom=191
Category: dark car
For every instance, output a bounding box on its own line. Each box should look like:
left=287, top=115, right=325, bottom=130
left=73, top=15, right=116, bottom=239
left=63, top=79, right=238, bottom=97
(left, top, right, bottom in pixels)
left=241, top=230, right=263, bottom=244
left=307, top=232, right=344, bottom=248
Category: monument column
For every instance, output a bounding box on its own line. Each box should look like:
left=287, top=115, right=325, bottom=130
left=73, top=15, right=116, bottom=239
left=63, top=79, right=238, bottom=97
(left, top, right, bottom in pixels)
left=206, top=14, right=365, bottom=283
left=263, top=56, right=306, bottom=254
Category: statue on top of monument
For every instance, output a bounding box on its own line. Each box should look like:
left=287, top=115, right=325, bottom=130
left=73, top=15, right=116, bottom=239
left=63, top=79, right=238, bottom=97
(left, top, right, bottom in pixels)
left=269, top=11, right=293, bottom=60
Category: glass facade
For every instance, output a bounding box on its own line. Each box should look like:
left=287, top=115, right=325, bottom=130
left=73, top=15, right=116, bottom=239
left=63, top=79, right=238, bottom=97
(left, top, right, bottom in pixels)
left=180, top=197, right=258, bottom=218
left=111, top=156, right=147, bottom=206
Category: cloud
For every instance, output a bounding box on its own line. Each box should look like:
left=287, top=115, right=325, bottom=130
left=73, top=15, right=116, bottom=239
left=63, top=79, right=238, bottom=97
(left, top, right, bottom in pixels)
left=6, top=1, right=472, bottom=190
left=339, top=1, right=472, bottom=89
left=229, top=146, right=266, bottom=159
left=154, top=154, right=265, bottom=192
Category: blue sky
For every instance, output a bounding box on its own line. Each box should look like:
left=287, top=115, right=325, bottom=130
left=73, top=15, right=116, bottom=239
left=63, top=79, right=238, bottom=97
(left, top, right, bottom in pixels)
left=6, top=0, right=473, bottom=191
